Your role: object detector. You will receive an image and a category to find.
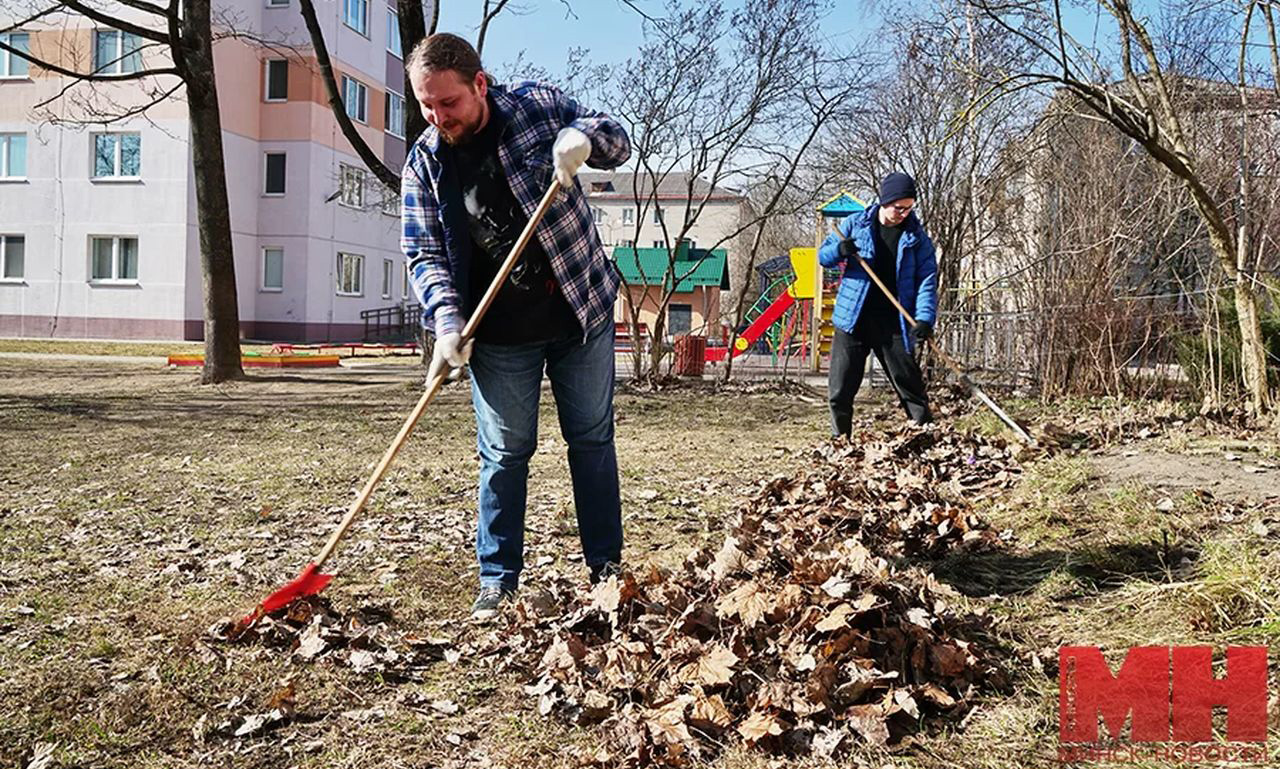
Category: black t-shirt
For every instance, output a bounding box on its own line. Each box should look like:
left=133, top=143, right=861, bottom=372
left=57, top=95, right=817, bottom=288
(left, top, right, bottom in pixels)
left=451, top=103, right=579, bottom=345
left=854, top=218, right=902, bottom=339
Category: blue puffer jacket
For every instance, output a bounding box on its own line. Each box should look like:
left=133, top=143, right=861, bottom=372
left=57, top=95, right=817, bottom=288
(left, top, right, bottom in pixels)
left=817, top=205, right=938, bottom=352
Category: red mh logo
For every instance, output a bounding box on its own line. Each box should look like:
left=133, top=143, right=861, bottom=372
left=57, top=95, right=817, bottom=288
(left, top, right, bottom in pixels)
left=1059, top=646, right=1269, bottom=743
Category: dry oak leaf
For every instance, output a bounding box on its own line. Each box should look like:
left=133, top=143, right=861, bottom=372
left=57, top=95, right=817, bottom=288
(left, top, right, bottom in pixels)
left=689, top=690, right=734, bottom=730
left=711, top=536, right=748, bottom=580
left=645, top=695, right=695, bottom=746
left=716, top=581, right=774, bottom=626
left=678, top=643, right=740, bottom=686
left=846, top=703, right=889, bottom=746
left=815, top=603, right=855, bottom=633
left=737, top=709, right=784, bottom=744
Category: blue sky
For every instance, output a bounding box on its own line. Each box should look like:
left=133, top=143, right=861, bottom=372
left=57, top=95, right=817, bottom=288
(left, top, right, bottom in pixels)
left=434, top=0, right=866, bottom=80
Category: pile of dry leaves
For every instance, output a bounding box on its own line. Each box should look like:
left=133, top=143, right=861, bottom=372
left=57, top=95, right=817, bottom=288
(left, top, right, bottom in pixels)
left=479, top=426, right=1019, bottom=766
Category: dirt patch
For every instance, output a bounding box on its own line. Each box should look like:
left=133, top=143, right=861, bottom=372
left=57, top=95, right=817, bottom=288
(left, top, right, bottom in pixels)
left=1095, top=447, right=1280, bottom=504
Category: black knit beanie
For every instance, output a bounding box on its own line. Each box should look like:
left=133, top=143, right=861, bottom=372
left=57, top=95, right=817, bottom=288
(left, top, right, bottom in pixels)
left=878, top=172, right=917, bottom=205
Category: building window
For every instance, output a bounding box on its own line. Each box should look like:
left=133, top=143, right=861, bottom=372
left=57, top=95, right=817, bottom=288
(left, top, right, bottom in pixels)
left=336, top=252, right=363, bottom=296
left=342, top=75, right=368, bottom=123
left=386, top=8, right=402, bottom=57
left=92, top=133, right=141, bottom=179
left=381, top=258, right=392, bottom=298
left=385, top=91, right=405, bottom=138
left=0, top=33, right=30, bottom=78
left=342, top=0, right=368, bottom=36
left=90, top=236, right=139, bottom=282
left=0, top=134, right=26, bottom=179
left=264, top=59, right=288, bottom=101
left=94, top=29, right=142, bottom=75
left=591, top=206, right=604, bottom=224
left=621, top=207, right=634, bottom=225
left=0, top=235, right=24, bottom=280
left=381, top=186, right=400, bottom=216
left=262, top=247, right=283, bottom=291
left=652, top=207, right=663, bottom=224
left=339, top=163, right=365, bottom=207
left=402, top=263, right=409, bottom=300
left=652, top=240, right=665, bottom=249
left=618, top=239, right=634, bottom=248
left=679, top=237, right=696, bottom=249
left=266, top=0, right=288, bottom=7
left=264, top=152, right=286, bottom=195
left=669, top=303, right=692, bottom=335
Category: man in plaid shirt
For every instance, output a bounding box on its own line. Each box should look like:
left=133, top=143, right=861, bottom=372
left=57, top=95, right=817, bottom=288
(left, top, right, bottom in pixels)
left=401, top=33, right=631, bottom=618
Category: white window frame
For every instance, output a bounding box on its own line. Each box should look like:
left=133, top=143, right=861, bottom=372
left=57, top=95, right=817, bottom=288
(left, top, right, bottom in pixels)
left=264, top=58, right=288, bottom=102
left=91, top=132, right=141, bottom=181
left=592, top=206, right=604, bottom=224
left=381, top=258, right=393, bottom=299
left=386, top=8, right=402, bottom=57
left=619, top=239, right=634, bottom=248
left=338, top=163, right=365, bottom=208
left=402, top=263, right=409, bottom=300
left=89, top=235, right=139, bottom=285
left=621, top=207, right=634, bottom=225
left=0, top=234, right=24, bottom=282
left=342, top=0, right=369, bottom=36
left=0, top=32, right=31, bottom=79
left=342, top=75, right=368, bottom=123
left=93, top=28, right=141, bottom=75
left=336, top=252, right=364, bottom=296
left=385, top=90, right=405, bottom=138
left=652, top=207, right=663, bottom=224
left=0, top=133, right=26, bottom=180
left=381, top=186, right=400, bottom=216
left=263, top=151, right=286, bottom=196
left=261, top=246, right=284, bottom=291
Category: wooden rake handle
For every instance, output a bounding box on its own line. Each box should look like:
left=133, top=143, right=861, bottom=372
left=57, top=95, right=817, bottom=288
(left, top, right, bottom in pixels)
left=313, top=178, right=563, bottom=567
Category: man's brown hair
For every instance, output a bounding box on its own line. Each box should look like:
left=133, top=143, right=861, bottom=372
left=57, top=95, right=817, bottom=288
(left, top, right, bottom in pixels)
left=407, top=33, right=486, bottom=84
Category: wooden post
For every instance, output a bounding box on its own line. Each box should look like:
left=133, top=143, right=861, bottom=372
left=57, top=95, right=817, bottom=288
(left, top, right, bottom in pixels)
left=810, top=210, right=824, bottom=373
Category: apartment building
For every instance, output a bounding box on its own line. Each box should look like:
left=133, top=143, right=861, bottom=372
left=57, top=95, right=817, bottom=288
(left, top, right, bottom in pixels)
left=580, top=170, right=744, bottom=336
left=0, top=0, right=410, bottom=340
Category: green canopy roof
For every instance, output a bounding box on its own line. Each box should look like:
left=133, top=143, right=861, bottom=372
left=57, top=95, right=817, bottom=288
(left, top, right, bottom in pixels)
left=612, top=246, right=728, bottom=290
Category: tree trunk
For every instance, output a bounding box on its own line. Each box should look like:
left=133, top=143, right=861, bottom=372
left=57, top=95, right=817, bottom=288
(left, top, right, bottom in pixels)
left=1232, top=272, right=1271, bottom=414
left=395, top=0, right=428, bottom=148
left=183, top=0, right=244, bottom=383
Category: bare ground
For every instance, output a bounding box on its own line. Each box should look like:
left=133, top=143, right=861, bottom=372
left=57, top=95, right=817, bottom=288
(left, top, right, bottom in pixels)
left=2, top=358, right=1279, bottom=768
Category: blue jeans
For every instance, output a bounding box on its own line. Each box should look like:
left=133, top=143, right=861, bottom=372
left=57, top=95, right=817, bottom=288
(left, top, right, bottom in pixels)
left=468, top=318, right=622, bottom=589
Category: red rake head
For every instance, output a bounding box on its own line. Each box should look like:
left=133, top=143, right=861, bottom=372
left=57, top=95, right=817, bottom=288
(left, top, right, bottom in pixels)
left=241, top=562, right=334, bottom=626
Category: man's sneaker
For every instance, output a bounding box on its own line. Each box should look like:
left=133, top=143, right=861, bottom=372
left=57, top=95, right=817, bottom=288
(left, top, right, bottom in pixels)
left=589, top=561, right=624, bottom=585
left=470, top=585, right=515, bottom=619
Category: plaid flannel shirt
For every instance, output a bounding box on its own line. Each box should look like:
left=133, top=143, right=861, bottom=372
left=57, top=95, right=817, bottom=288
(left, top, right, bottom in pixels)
left=401, top=80, right=631, bottom=340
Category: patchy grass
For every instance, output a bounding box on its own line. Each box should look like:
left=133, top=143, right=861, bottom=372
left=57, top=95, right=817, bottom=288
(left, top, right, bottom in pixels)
left=2, top=360, right=1278, bottom=767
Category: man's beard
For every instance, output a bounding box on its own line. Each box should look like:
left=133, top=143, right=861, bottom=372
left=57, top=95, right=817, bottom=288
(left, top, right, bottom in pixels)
left=439, top=116, right=482, bottom=145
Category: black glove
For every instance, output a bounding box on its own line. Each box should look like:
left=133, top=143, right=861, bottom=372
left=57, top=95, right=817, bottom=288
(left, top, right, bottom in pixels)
left=912, top=320, right=934, bottom=341
left=837, top=237, right=858, bottom=260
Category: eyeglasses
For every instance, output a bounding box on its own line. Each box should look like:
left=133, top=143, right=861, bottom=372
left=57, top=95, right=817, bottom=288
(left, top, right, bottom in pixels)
left=888, top=204, right=914, bottom=214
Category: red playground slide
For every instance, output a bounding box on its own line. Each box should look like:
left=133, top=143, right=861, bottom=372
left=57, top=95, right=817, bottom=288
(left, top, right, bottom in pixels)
left=705, top=291, right=797, bottom=362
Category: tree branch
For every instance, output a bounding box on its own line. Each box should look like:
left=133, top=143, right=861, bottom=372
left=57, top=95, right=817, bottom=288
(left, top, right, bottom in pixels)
left=0, top=39, right=177, bottom=82
left=297, top=0, right=400, bottom=191
left=58, top=0, right=169, bottom=42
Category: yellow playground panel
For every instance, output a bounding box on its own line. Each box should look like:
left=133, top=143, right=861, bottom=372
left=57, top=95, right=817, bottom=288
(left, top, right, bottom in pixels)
left=788, top=247, right=818, bottom=300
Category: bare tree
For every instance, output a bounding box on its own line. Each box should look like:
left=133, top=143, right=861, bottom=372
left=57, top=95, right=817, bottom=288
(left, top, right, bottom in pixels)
left=608, top=0, right=862, bottom=382
left=1, top=0, right=244, bottom=383
left=968, top=0, right=1278, bottom=415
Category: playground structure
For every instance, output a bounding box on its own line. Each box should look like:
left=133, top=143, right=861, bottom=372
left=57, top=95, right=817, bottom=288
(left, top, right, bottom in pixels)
left=705, top=192, right=865, bottom=368
left=167, top=352, right=341, bottom=368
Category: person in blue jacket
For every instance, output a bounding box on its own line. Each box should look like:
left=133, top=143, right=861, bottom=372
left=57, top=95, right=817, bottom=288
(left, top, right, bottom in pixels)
left=818, top=172, right=937, bottom=436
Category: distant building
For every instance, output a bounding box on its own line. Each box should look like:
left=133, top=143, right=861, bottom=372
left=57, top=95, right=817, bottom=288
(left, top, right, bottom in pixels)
left=0, top=0, right=409, bottom=340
